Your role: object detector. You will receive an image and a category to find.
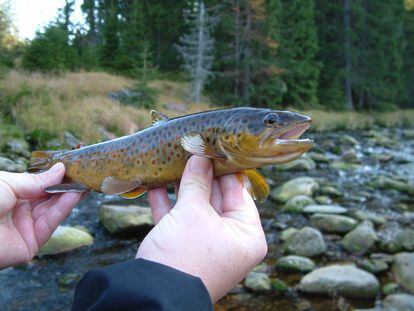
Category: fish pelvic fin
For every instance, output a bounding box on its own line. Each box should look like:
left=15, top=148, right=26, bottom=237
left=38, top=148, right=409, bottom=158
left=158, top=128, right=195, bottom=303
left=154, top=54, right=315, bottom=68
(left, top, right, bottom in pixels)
left=241, top=169, right=270, bottom=202
left=29, top=150, right=62, bottom=173
left=121, top=188, right=147, bottom=199
left=45, top=183, right=89, bottom=193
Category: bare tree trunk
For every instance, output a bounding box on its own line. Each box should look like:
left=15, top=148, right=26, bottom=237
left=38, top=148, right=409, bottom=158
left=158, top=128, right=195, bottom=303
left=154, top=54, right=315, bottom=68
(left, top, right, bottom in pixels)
left=343, top=0, right=354, bottom=110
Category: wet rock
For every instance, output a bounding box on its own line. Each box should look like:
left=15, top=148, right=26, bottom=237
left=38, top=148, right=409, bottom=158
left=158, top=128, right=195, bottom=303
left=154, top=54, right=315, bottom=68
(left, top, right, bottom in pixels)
left=284, top=227, right=326, bottom=257
left=341, top=148, right=361, bottom=164
left=309, top=214, right=357, bottom=233
left=397, top=229, right=414, bottom=251
left=308, top=152, right=329, bottom=163
left=392, top=252, right=414, bottom=294
left=282, top=195, right=315, bottom=213
left=340, top=134, right=358, bottom=146
left=58, top=273, right=83, bottom=289
left=99, top=204, right=153, bottom=235
left=38, top=226, right=93, bottom=256
left=382, top=283, right=400, bottom=295
left=314, top=196, right=332, bottom=205
left=252, top=262, right=271, bottom=273
left=341, top=221, right=378, bottom=255
left=350, top=210, right=386, bottom=226
left=276, top=255, right=316, bottom=273
left=371, top=253, right=394, bottom=264
left=275, top=155, right=316, bottom=171
left=319, top=185, right=343, bottom=197
left=4, top=138, right=31, bottom=158
left=383, top=293, right=414, bottom=311
left=330, top=161, right=361, bottom=171
left=244, top=272, right=271, bottom=292
left=298, top=265, right=379, bottom=298
left=271, top=278, right=288, bottom=293
left=271, top=177, right=319, bottom=203
left=303, top=204, right=348, bottom=215
left=280, top=228, right=298, bottom=241
left=63, top=132, right=82, bottom=148
left=371, top=176, right=414, bottom=196
left=0, top=156, right=27, bottom=172
left=358, top=259, right=388, bottom=274
left=403, top=129, right=414, bottom=139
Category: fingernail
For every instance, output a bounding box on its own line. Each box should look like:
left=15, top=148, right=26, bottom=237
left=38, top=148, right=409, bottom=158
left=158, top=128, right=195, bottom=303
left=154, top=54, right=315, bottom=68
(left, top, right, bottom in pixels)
left=49, top=163, right=63, bottom=173
left=189, top=156, right=211, bottom=174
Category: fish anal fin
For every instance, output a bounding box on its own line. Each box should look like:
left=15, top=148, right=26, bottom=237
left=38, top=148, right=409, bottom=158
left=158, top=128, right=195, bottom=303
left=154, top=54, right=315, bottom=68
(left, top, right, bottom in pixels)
left=241, top=169, right=270, bottom=202
left=45, top=183, right=89, bottom=194
left=181, top=132, right=226, bottom=159
left=121, top=188, right=147, bottom=199
left=151, top=110, right=170, bottom=125
left=101, top=176, right=141, bottom=195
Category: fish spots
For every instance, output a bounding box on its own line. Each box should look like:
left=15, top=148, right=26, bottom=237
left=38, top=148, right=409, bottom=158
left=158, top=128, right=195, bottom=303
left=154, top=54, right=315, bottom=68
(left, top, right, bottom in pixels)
left=152, top=159, right=157, bottom=165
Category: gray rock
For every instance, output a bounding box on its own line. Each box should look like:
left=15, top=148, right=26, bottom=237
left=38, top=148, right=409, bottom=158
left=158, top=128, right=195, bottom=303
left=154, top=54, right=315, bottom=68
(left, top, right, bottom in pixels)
left=271, top=177, right=319, bottom=203
left=244, top=272, right=271, bottom=292
left=398, top=229, right=414, bottom=251
left=271, top=278, right=288, bottom=293
left=340, top=134, right=358, bottom=146
left=319, top=186, right=343, bottom=197
left=284, top=227, right=326, bottom=257
left=0, top=156, right=27, bottom=172
left=5, top=138, right=30, bottom=158
left=298, top=265, right=380, bottom=298
left=303, top=204, right=348, bottom=214
left=308, top=152, right=329, bottom=163
left=371, top=176, right=414, bottom=196
left=358, top=259, right=388, bottom=274
left=392, top=252, right=414, bottom=294
left=309, top=214, right=357, bottom=233
left=382, top=283, right=400, bottom=295
left=351, top=210, right=386, bottom=226
left=331, top=161, right=361, bottom=171
left=275, top=155, right=316, bottom=171
left=342, top=148, right=361, bottom=164
left=276, top=255, right=316, bottom=273
left=38, top=226, right=93, bottom=255
left=99, top=204, right=153, bottom=235
left=314, top=196, right=332, bottom=205
left=384, top=293, right=414, bottom=311
left=280, top=228, right=298, bottom=241
left=341, top=221, right=378, bottom=255
left=282, top=195, right=315, bottom=213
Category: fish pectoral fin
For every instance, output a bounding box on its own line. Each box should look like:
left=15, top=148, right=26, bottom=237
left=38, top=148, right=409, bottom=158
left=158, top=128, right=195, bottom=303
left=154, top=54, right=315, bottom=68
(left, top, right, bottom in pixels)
left=241, top=169, right=270, bottom=202
left=101, top=177, right=141, bottom=195
left=121, top=188, right=147, bottom=199
left=181, top=132, right=226, bottom=159
left=45, top=183, right=89, bottom=193
left=151, top=110, right=170, bottom=125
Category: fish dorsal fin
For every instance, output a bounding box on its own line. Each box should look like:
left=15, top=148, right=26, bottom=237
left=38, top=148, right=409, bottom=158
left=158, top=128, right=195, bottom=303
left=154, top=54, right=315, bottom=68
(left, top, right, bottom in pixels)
left=241, top=169, right=270, bottom=202
left=45, top=183, right=89, bottom=193
left=181, top=132, right=226, bottom=159
left=121, top=188, right=147, bottom=199
left=151, top=110, right=170, bottom=125
left=101, top=177, right=141, bottom=195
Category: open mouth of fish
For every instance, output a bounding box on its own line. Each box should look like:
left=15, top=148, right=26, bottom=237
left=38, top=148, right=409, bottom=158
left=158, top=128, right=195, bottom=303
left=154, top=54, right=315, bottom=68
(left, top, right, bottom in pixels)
left=272, top=121, right=313, bottom=145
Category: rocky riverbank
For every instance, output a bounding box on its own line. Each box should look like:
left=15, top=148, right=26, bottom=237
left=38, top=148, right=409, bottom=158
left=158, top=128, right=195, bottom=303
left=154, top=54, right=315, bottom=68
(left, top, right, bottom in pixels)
left=0, top=126, right=413, bottom=311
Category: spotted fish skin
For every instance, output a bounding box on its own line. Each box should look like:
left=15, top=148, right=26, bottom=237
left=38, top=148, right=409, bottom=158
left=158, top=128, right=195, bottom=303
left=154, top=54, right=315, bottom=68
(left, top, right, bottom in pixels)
left=29, top=107, right=313, bottom=199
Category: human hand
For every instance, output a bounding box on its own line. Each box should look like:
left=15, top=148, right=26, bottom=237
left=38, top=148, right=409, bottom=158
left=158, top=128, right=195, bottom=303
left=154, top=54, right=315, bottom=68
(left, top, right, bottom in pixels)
left=0, top=163, right=82, bottom=269
left=137, top=156, right=268, bottom=302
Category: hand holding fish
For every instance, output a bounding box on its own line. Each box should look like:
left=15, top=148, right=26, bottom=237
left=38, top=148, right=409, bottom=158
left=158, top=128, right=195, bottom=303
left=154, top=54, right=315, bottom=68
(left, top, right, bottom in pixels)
left=137, top=155, right=268, bottom=302
left=0, top=163, right=82, bottom=269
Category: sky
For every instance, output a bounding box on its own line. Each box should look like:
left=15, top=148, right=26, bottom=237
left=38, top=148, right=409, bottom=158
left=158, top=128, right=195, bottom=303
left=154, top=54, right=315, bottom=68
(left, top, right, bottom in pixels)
left=6, top=0, right=84, bottom=40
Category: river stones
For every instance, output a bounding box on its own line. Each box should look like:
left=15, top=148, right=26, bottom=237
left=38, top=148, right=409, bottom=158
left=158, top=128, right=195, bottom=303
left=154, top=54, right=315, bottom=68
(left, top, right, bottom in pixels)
left=392, top=252, right=414, bottom=294
left=280, top=228, right=298, bottom=241
left=358, top=259, right=388, bottom=274
left=330, top=161, right=361, bottom=171
left=397, top=229, right=414, bottom=251
left=308, top=152, right=329, bottom=163
left=271, top=177, right=319, bottom=203
left=276, top=255, right=316, bottom=273
left=371, top=176, right=414, bottom=196
left=309, top=214, right=357, bottom=233
left=38, top=226, right=93, bottom=256
left=383, top=293, right=414, bottom=311
left=319, top=185, right=343, bottom=197
left=303, top=204, right=347, bottom=214
left=340, top=134, right=358, bottom=146
left=0, top=156, right=27, bottom=173
left=244, top=272, right=272, bottom=292
left=283, top=195, right=315, bottom=213
left=342, top=148, right=361, bottom=164
left=350, top=210, right=386, bottom=226
left=298, top=265, right=379, bottom=298
left=284, top=227, right=326, bottom=257
left=274, top=155, right=316, bottom=171
left=99, top=204, right=153, bottom=235
left=341, top=221, right=378, bottom=255
left=4, top=138, right=31, bottom=158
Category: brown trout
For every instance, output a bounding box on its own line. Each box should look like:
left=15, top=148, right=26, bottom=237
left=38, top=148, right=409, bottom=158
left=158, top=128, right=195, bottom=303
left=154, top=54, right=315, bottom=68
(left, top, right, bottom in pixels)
left=29, top=108, right=313, bottom=201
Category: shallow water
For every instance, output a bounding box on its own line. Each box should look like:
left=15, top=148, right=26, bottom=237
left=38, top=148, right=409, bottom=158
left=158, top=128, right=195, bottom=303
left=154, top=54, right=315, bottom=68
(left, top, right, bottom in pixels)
left=0, top=128, right=413, bottom=311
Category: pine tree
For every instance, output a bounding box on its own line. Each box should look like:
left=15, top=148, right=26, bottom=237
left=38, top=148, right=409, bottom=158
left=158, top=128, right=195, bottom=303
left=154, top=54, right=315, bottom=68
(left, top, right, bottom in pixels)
left=402, top=1, right=414, bottom=108
left=98, top=0, right=120, bottom=70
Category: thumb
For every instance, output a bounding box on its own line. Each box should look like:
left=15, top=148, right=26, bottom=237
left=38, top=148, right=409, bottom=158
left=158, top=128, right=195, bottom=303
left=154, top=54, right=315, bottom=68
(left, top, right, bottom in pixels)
left=177, top=156, right=213, bottom=206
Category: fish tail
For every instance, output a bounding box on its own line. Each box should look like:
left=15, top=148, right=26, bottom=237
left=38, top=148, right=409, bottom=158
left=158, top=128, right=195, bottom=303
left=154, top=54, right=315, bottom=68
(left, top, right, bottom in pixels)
left=29, top=150, right=62, bottom=172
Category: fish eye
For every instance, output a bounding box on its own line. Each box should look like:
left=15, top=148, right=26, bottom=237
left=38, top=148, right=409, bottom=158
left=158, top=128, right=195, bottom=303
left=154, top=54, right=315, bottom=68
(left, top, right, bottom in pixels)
left=264, top=113, right=279, bottom=127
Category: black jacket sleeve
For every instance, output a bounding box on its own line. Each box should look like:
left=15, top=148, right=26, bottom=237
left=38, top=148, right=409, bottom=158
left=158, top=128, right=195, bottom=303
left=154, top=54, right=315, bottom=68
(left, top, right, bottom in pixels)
left=72, top=258, right=213, bottom=311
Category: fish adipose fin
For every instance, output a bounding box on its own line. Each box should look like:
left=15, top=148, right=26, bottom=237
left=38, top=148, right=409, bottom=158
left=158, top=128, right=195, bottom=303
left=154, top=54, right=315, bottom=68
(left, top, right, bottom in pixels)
left=151, top=110, right=170, bottom=125
left=241, top=169, right=270, bottom=202
left=45, top=183, right=89, bottom=193
left=181, top=132, right=226, bottom=159
left=101, top=176, right=141, bottom=195
left=121, top=188, right=147, bottom=199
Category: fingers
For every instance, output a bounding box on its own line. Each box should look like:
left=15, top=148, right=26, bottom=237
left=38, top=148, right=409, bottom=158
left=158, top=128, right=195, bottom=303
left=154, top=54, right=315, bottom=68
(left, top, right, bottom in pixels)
left=220, top=173, right=260, bottom=224
left=147, top=187, right=172, bottom=224
left=210, top=179, right=223, bottom=215
left=177, top=156, right=213, bottom=207
left=34, top=192, right=82, bottom=247
left=0, top=163, right=66, bottom=201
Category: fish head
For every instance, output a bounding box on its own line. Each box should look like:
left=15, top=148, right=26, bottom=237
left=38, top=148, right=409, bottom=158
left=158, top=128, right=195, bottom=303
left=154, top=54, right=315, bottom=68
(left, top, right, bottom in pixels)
left=217, top=108, right=313, bottom=165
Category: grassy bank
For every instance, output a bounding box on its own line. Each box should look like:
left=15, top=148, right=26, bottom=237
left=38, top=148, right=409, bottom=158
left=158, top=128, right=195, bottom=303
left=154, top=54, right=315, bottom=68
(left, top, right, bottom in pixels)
left=0, top=70, right=413, bottom=143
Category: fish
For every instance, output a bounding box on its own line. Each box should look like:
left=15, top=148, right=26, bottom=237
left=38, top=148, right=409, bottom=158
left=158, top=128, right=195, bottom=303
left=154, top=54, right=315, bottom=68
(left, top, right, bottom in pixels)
left=29, top=107, right=313, bottom=202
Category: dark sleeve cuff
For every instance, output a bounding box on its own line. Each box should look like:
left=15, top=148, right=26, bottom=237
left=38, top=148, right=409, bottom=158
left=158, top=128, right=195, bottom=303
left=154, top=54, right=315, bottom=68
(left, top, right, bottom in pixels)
left=72, top=258, right=213, bottom=311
